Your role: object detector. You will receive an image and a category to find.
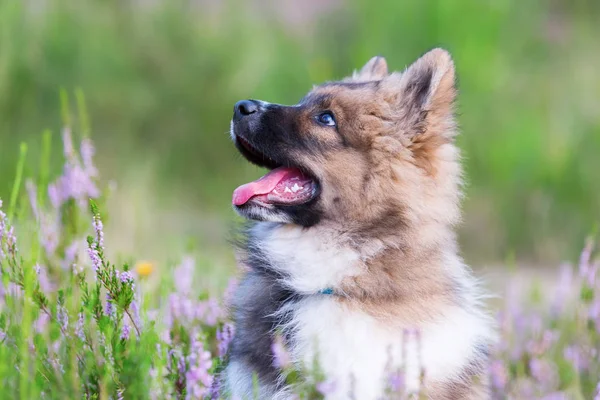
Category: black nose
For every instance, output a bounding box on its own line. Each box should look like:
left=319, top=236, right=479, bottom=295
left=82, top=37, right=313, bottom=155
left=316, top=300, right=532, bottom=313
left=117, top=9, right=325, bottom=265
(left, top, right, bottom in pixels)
left=234, top=100, right=259, bottom=120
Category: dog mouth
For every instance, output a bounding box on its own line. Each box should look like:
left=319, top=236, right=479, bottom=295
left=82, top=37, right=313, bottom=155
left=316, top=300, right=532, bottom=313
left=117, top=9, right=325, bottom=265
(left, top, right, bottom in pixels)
left=232, top=134, right=319, bottom=207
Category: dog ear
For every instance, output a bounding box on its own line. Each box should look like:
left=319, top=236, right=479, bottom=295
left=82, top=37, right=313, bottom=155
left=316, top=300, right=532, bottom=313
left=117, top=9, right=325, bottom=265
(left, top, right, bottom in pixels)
left=385, top=48, right=456, bottom=137
left=351, top=56, right=388, bottom=82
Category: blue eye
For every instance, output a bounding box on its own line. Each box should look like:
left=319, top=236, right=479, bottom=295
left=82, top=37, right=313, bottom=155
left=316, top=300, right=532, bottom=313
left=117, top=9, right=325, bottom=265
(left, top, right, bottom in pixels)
left=317, top=112, right=336, bottom=126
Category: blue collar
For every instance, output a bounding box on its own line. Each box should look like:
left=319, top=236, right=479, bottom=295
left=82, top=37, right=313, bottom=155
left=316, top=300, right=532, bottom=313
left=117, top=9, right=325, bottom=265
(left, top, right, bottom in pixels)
left=319, top=287, right=334, bottom=295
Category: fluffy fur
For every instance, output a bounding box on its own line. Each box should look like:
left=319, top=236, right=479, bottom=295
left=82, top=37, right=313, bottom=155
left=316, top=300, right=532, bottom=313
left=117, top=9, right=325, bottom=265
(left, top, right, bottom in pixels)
left=224, top=49, right=496, bottom=399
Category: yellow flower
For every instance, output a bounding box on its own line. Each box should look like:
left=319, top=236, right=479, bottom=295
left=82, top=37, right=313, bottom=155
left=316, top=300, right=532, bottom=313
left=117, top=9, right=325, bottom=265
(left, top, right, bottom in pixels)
left=135, top=261, right=154, bottom=278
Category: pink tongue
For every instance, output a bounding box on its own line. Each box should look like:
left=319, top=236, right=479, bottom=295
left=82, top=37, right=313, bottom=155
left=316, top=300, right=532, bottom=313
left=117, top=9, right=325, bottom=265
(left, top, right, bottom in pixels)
left=233, top=167, right=314, bottom=206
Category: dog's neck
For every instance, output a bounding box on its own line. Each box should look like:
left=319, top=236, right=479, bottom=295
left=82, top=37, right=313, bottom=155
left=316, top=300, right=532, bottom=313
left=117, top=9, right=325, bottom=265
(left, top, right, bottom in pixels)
left=249, top=218, right=464, bottom=323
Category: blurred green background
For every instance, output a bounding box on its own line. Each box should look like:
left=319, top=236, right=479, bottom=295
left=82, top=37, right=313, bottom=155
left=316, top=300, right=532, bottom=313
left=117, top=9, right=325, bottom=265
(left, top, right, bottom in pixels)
left=1, top=0, right=599, bottom=267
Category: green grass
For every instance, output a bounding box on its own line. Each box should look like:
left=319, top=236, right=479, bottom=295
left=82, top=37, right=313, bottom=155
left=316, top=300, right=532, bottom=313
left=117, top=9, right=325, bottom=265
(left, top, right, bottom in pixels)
left=0, top=0, right=599, bottom=263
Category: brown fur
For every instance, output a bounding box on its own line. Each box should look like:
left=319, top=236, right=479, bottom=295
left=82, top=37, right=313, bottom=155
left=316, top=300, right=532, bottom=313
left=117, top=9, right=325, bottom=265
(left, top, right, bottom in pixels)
left=284, top=50, right=463, bottom=323
left=297, top=50, right=488, bottom=396
left=230, top=49, right=490, bottom=399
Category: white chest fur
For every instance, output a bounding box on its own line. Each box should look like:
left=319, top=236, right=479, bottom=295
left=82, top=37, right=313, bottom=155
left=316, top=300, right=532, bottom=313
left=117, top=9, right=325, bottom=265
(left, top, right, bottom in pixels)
left=252, top=223, right=493, bottom=399
left=280, top=296, right=491, bottom=399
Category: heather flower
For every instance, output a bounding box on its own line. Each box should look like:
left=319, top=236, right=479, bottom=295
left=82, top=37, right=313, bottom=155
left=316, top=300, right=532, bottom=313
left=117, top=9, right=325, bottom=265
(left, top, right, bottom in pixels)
left=5, top=226, right=17, bottom=256
left=388, top=371, right=405, bottom=393
left=271, top=334, right=291, bottom=369
left=489, top=359, right=507, bottom=390
left=120, top=271, right=135, bottom=284
left=564, top=345, right=591, bottom=372
left=7, top=283, right=23, bottom=299
left=75, top=313, right=85, bottom=341
left=174, top=256, right=195, bottom=295
left=121, top=323, right=131, bottom=340
left=526, top=329, right=559, bottom=356
left=316, top=379, right=337, bottom=396
left=93, top=214, right=104, bottom=250
left=130, top=297, right=142, bottom=334
left=25, top=180, right=60, bottom=255
left=34, top=313, right=50, bottom=333
left=209, top=376, right=222, bottom=400
left=87, top=245, right=101, bottom=273
left=49, top=355, right=65, bottom=374
left=106, top=294, right=115, bottom=318
left=540, top=393, right=568, bottom=400
left=63, top=239, right=81, bottom=271
left=216, top=323, right=235, bottom=358
left=34, top=264, right=54, bottom=293
left=80, top=138, right=98, bottom=177
left=223, top=278, right=238, bottom=305
left=57, top=304, right=69, bottom=332
left=26, top=180, right=39, bottom=218
left=62, top=127, right=75, bottom=159
left=0, top=199, right=6, bottom=259
left=49, top=128, right=100, bottom=210
left=551, top=263, right=573, bottom=316
left=203, top=298, right=221, bottom=326
left=529, top=358, right=558, bottom=390
left=185, top=336, right=213, bottom=400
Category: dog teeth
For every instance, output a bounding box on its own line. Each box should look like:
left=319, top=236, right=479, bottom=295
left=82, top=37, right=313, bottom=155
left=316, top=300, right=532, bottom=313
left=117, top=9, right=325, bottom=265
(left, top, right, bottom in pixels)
left=291, top=183, right=303, bottom=193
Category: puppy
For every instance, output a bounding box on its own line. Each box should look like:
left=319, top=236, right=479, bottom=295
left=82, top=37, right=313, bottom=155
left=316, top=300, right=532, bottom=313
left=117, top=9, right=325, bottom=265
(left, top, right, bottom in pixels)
left=224, top=49, right=495, bottom=399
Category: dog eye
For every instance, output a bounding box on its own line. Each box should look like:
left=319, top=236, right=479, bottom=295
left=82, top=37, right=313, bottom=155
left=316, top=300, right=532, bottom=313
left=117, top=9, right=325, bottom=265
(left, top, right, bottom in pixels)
left=316, top=112, right=336, bottom=127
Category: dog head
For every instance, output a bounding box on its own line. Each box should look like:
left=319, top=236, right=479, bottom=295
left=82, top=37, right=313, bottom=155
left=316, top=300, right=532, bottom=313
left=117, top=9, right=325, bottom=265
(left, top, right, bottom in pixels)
left=231, top=49, right=461, bottom=234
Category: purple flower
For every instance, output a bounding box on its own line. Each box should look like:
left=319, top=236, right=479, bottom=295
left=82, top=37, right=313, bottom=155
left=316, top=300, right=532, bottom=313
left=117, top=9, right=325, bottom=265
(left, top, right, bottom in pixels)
left=87, top=245, right=101, bottom=273
left=93, top=215, right=104, bottom=250
left=223, top=278, right=238, bottom=305
left=80, top=138, right=98, bottom=177
left=106, top=294, right=115, bottom=318
left=49, top=129, right=100, bottom=210
left=529, top=358, right=558, bottom=390
left=24, top=180, right=60, bottom=256
left=271, top=334, right=291, bottom=369
left=174, top=256, right=195, bottom=295
left=0, top=199, right=6, bottom=259
left=34, top=313, right=50, bottom=333
left=47, top=183, right=61, bottom=209
left=540, top=393, right=568, bottom=400
left=75, top=313, right=85, bottom=341
left=209, top=376, right=222, bottom=400
left=2, top=224, right=18, bottom=257
left=203, top=299, right=221, bottom=326
left=26, top=180, right=39, bottom=219
left=216, top=323, right=235, bottom=358
left=57, top=304, right=69, bottom=332
left=594, top=381, right=600, bottom=400
left=62, top=127, right=75, bottom=159
left=316, top=379, right=337, bottom=396
left=185, top=336, right=213, bottom=400
left=63, top=239, right=80, bottom=271
left=34, top=264, right=54, bottom=293
left=130, top=297, right=142, bottom=335
left=120, top=271, right=135, bottom=290
left=564, top=345, right=589, bottom=373
left=489, top=359, right=507, bottom=390
left=388, top=371, right=405, bottom=393
left=551, top=263, right=573, bottom=316
left=121, top=323, right=131, bottom=340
